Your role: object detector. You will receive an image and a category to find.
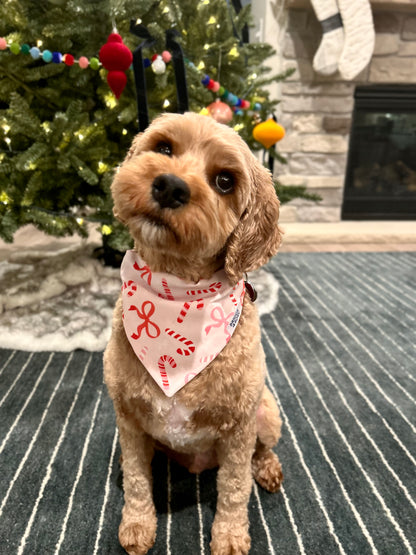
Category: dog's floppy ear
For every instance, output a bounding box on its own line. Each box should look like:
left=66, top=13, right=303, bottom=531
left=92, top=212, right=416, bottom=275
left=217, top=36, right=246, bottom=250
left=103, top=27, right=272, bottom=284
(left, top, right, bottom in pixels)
left=225, top=156, right=282, bottom=284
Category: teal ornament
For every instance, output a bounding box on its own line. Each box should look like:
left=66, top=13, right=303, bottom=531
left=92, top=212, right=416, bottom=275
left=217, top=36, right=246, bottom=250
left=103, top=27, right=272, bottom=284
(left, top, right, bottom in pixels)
left=21, top=44, right=30, bottom=54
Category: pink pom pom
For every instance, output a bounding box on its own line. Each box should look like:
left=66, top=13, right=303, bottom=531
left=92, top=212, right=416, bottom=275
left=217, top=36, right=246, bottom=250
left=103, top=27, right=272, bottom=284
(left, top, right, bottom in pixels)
left=211, top=81, right=220, bottom=93
left=161, top=50, right=172, bottom=63
left=0, top=38, right=7, bottom=50
left=78, top=56, right=89, bottom=69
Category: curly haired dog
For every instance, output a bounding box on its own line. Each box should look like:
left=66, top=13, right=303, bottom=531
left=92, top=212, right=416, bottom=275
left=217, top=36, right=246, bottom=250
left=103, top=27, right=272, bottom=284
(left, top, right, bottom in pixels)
left=104, top=112, right=283, bottom=555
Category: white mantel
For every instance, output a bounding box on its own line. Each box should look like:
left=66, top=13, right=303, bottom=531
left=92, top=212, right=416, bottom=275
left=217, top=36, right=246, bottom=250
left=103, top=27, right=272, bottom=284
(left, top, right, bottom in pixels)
left=288, top=0, right=416, bottom=12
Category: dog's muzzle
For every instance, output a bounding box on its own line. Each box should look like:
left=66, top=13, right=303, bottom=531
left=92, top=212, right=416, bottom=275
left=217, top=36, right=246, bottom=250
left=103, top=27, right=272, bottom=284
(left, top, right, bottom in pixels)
left=152, top=174, right=190, bottom=209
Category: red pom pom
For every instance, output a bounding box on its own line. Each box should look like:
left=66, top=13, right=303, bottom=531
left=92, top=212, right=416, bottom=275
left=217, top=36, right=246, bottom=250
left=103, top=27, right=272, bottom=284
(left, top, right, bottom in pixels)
left=64, top=54, right=75, bottom=66
left=107, top=70, right=127, bottom=99
left=151, top=54, right=158, bottom=62
left=99, top=33, right=132, bottom=72
left=207, top=79, right=215, bottom=90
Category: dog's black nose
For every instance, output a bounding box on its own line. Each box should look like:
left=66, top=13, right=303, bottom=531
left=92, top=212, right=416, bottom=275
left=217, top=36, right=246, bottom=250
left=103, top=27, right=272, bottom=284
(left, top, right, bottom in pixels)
left=151, top=174, right=190, bottom=209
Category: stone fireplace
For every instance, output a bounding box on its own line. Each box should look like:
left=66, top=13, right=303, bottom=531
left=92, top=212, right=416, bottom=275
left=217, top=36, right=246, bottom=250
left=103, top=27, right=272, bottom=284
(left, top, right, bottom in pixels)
left=274, top=0, right=416, bottom=223
left=342, top=84, right=416, bottom=220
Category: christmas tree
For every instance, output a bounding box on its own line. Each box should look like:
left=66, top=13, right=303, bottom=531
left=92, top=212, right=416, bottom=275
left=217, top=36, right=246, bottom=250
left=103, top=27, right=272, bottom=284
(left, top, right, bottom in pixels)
left=0, top=0, right=311, bottom=255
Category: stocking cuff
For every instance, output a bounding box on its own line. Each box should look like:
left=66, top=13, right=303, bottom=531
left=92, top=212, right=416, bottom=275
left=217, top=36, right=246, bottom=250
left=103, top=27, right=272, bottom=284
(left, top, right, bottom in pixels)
left=321, top=13, right=343, bottom=33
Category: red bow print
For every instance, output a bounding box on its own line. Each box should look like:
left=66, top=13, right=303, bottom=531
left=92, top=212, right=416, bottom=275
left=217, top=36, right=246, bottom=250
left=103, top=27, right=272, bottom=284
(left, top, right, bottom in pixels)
left=129, top=302, right=160, bottom=339
left=133, top=261, right=152, bottom=285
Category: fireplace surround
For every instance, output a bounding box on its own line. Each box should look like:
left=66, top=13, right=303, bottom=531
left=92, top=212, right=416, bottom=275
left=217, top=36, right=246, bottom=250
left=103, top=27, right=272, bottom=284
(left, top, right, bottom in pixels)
left=342, top=85, right=416, bottom=220
left=273, top=4, right=416, bottom=223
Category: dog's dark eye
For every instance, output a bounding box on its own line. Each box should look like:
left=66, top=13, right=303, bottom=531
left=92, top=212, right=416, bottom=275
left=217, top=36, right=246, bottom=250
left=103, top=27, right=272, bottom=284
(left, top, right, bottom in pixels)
left=214, top=172, right=235, bottom=195
left=155, top=141, right=173, bottom=156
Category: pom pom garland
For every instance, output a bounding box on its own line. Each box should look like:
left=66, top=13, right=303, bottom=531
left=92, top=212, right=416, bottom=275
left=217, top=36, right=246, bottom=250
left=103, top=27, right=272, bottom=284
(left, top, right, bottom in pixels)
left=199, top=70, right=263, bottom=113
left=0, top=37, right=101, bottom=70
left=0, top=35, right=260, bottom=109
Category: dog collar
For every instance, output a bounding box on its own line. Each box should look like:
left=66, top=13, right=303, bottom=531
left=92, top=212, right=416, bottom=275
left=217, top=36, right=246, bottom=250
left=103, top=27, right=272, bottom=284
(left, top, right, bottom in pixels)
left=120, top=250, right=245, bottom=397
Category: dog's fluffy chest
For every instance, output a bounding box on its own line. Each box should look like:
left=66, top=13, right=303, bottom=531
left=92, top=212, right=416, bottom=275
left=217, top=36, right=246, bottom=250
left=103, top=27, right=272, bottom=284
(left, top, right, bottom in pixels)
left=146, top=396, right=215, bottom=451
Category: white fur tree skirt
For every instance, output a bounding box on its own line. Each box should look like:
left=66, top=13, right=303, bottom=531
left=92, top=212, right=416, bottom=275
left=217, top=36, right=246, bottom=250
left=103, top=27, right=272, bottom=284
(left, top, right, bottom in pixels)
left=0, top=240, right=279, bottom=352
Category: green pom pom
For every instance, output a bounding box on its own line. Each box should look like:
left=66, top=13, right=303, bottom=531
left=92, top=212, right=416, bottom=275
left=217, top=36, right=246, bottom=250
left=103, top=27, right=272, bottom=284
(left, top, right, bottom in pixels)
left=10, top=42, right=20, bottom=55
left=90, top=57, right=100, bottom=70
left=21, top=44, right=30, bottom=54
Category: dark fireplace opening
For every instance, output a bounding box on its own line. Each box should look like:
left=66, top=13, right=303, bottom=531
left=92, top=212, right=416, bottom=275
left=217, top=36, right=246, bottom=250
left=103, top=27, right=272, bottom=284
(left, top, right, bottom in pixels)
left=342, top=85, right=416, bottom=220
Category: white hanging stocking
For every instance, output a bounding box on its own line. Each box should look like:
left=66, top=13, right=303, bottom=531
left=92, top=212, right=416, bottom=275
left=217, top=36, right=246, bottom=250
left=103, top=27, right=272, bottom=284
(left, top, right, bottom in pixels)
left=310, top=0, right=344, bottom=76
left=337, top=0, right=375, bottom=80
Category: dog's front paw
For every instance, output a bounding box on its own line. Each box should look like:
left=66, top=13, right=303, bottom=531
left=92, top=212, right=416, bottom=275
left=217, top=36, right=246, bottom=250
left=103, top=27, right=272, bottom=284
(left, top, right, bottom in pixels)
left=119, top=514, right=157, bottom=555
left=210, top=521, right=250, bottom=555
left=252, top=449, right=283, bottom=493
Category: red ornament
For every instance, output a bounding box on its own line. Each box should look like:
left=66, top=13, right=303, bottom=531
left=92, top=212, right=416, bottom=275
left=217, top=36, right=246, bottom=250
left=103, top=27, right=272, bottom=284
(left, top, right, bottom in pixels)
left=99, top=33, right=133, bottom=99
left=207, top=100, right=233, bottom=124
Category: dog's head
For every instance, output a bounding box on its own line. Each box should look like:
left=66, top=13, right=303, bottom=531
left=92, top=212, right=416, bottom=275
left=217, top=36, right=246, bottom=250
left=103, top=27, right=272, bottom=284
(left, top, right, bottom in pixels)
left=112, top=113, right=282, bottom=283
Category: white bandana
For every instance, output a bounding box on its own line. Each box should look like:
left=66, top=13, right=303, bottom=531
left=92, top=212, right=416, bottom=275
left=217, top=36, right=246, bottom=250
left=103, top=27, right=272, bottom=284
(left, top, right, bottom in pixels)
left=121, top=250, right=245, bottom=397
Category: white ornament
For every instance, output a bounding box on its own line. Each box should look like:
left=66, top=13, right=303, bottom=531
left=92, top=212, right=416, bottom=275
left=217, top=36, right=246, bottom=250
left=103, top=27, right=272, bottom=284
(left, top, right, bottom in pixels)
left=152, top=56, right=166, bottom=75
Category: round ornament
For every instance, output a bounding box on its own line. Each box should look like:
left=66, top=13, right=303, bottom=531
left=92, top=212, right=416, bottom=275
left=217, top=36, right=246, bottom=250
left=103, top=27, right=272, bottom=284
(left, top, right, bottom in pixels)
left=0, top=38, right=7, bottom=50
left=99, top=33, right=132, bottom=72
left=252, top=119, right=285, bottom=149
left=207, top=100, right=233, bottom=124
left=152, top=55, right=166, bottom=74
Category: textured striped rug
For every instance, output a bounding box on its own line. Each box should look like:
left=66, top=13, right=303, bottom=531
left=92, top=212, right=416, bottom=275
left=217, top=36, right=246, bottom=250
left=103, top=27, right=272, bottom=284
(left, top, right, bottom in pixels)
left=0, top=252, right=415, bottom=555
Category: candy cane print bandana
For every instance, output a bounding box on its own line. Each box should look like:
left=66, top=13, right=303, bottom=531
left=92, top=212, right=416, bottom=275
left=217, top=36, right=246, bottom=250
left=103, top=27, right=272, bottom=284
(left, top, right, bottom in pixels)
left=121, top=250, right=245, bottom=397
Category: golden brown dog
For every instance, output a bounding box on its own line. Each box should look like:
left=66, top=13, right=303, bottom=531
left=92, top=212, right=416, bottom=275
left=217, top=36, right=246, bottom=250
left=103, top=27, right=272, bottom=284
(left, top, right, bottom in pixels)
left=104, top=112, right=283, bottom=555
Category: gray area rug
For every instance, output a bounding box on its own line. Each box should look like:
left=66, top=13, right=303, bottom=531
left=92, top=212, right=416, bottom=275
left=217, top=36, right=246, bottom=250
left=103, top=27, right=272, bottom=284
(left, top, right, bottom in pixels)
left=0, top=252, right=415, bottom=554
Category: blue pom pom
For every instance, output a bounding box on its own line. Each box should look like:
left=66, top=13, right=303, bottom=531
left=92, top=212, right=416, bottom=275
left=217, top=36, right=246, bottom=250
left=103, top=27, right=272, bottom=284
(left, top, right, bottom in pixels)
left=52, top=51, right=62, bottom=63
left=254, top=103, right=261, bottom=111
left=143, top=58, right=151, bottom=68
left=201, top=75, right=210, bottom=86
left=30, top=47, right=40, bottom=59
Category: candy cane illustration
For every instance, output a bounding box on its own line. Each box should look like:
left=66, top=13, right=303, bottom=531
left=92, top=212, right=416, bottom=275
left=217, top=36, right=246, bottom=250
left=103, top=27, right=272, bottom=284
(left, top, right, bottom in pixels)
left=186, top=282, right=222, bottom=296
left=165, top=328, right=196, bottom=356
left=229, top=283, right=240, bottom=307
left=158, top=278, right=175, bottom=300
left=158, top=355, right=176, bottom=390
left=177, top=298, right=204, bottom=323
left=199, top=353, right=216, bottom=364
left=123, top=280, right=137, bottom=297
left=138, top=346, right=148, bottom=362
